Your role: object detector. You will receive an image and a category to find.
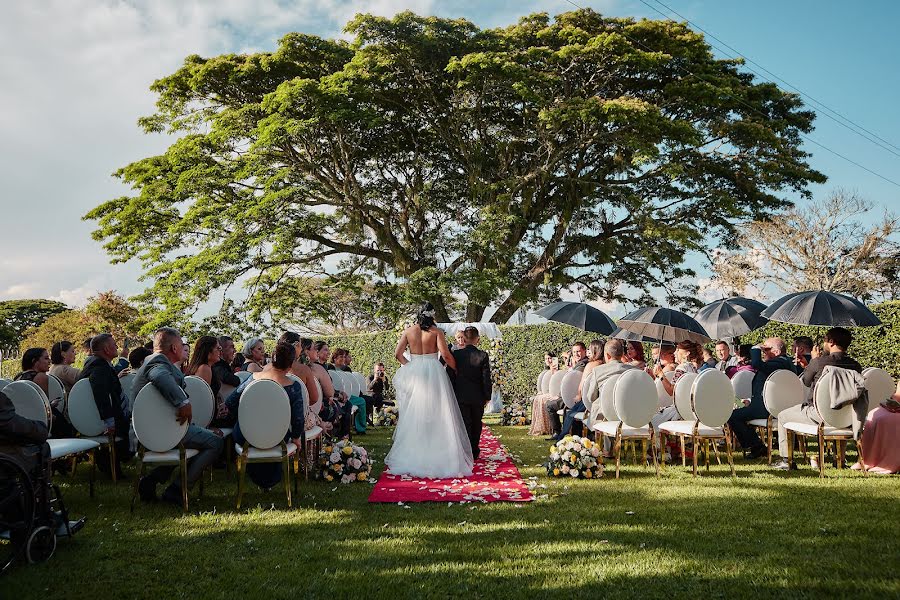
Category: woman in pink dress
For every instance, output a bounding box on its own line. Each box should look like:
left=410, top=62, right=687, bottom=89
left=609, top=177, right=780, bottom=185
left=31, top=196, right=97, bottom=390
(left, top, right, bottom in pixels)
left=528, top=353, right=558, bottom=436
left=852, top=380, right=900, bottom=474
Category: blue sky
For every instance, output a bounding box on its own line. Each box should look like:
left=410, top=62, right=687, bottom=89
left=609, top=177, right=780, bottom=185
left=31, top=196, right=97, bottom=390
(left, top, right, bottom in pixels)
left=1, top=0, right=898, bottom=320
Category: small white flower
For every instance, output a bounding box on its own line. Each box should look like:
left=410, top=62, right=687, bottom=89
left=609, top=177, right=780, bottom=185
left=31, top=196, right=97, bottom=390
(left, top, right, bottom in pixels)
left=561, top=465, right=570, bottom=474
left=570, top=470, right=580, bottom=478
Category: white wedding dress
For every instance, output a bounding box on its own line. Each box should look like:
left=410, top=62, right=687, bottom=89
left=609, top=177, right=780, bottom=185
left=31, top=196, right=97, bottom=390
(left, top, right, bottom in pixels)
left=384, top=353, right=475, bottom=478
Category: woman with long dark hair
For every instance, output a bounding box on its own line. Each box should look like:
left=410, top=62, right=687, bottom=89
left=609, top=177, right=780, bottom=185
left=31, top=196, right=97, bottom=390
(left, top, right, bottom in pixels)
left=185, top=335, right=223, bottom=403
left=385, top=303, right=474, bottom=478
left=49, top=340, right=80, bottom=393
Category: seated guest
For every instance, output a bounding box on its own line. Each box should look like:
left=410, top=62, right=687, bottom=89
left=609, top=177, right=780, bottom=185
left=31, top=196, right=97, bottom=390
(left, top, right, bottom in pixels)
left=701, top=347, right=718, bottom=371
left=715, top=340, right=739, bottom=372
left=185, top=336, right=224, bottom=422
left=366, top=362, right=392, bottom=414
left=852, top=379, right=900, bottom=474
left=725, top=344, right=755, bottom=378
left=213, top=336, right=241, bottom=392
left=17, top=348, right=76, bottom=439
left=305, top=340, right=351, bottom=437
left=241, top=338, right=266, bottom=373
left=792, top=336, right=814, bottom=374
left=178, top=342, right=191, bottom=374
left=579, top=340, right=636, bottom=455
left=550, top=340, right=604, bottom=440
left=113, top=344, right=130, bottom=375
left=276, top=333, right=324, bottom=433
left=49, top=341, right=81, bottom=393
left=134, top=328, right=224, bottom=505
left=224, top=342, right=305, bottom=489
left=79, top=334, right=133, bottom=477
left=724, top=337, right=792, bottom=459
left=331, top=348, right=366, bottom=434
left=126, top=346, right=153, bottom=372
left=316, top=341, right=335, bottom=370
left=231, top=352, right=245, bottom=373
left=546, top=343, right=588, bottom=438
left=773, top=327, right=862, bottom=469
left=528, top=352, right=556, bottom=436
left=625, top=341, right=645, bottom=370
left=650, top=343, right=694, bottom=450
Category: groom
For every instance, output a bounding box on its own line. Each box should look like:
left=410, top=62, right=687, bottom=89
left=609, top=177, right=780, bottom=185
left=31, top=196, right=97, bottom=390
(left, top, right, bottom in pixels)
left=448, top=327, right=492, bottom=460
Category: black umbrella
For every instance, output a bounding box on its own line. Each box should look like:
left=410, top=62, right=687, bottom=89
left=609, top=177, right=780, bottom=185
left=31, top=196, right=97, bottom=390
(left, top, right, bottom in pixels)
left=608, top=326, right=661, bottom=344
left=616, top=306, right=711, bottom=344
left=535, top=301, right=616, bottom=335
left=761, top=290, right=881, bottom=327
left=694, top=297, right=769, bottom=340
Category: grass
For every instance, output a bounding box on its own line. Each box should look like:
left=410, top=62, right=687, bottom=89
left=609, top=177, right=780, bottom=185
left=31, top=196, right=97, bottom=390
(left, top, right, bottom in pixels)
left=5, top=417, right=900, bottom=599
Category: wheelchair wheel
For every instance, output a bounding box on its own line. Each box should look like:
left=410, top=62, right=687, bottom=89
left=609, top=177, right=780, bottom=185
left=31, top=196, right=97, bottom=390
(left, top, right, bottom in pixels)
left=0, top=455, right=34, bottom=573
left=25, top=525, right=56, bottom=564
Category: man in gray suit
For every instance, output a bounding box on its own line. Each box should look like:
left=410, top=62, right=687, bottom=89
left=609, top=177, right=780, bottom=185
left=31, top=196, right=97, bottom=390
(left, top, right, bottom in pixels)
left=133, top=327, right=224, bottom=506
left=581, top=339, right=637, bottom=426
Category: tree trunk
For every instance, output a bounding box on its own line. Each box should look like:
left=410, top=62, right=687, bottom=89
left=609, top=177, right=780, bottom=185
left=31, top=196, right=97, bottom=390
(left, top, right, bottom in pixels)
left=465, top=303, right=486, bottom=323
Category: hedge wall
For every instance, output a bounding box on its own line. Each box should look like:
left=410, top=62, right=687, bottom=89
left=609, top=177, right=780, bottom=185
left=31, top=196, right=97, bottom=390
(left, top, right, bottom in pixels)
left=322, top=322, right=594, bottom=405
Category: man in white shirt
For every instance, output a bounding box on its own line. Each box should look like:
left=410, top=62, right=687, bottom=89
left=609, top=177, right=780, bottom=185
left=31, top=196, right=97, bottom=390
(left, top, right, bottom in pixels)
left=714, top=340, right=739, bottom=372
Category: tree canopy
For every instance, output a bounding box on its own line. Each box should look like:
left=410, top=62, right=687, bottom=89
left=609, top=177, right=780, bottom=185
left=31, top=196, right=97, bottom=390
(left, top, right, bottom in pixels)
left=87, top=9, right=824, bottom=327
left=0, top=299, right=69, bottom=354
left=20, top=292, right=146, bottom=351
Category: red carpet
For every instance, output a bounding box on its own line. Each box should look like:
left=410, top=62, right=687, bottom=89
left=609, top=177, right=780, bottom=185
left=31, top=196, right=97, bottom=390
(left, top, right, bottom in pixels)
left=368, top=426, right=533, bottom=503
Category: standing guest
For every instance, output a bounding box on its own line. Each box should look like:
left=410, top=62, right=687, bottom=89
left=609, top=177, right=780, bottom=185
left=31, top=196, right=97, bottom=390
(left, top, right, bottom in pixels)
left=241, top=338, right=266, bottom=373
left=185, top=336, right=223, bottom=406
left=224, top=342, right=305, bottom=489
left=213, top=336, right=242, bottom=392
left=49, top=341, right=81, bottom=393
left=625, top=341, right=646, bottom=370
left=772, top=327, right=862, bottom=470
left=728, top=337, right=794, bottom=459
left=79, top=334, right=132, bottom=478
left=792, top=336, right=814, bottom=374
left=545, top=343, right=588, bottom=438
left=366, top=362, right=391, bottom=414
left=715, top=341, right=739, bottom=372
left=134, top=328, right=224, bottom=505
left=528, top=352, right=557, bottom=436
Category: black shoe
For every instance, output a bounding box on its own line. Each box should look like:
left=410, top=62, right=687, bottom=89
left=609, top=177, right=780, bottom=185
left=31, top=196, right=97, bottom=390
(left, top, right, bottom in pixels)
left=746, top=446, right=767, bottom=460
left=546, top=436, right=560, bottom=442
left=161, top=485, right=183, bottom=507
left=138, top=476, right=158, bottom=502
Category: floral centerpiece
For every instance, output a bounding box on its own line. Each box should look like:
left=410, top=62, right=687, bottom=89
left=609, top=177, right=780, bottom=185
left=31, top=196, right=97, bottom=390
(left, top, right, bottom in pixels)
left=546, top=435, right=602, bottom=479
left=500, top=400, right=530, bottom=426
left=488, top=338, right=509, bottom=393
left=374, top=404, right=399, bottom=427
left=319, top=439, right=372, bottom=483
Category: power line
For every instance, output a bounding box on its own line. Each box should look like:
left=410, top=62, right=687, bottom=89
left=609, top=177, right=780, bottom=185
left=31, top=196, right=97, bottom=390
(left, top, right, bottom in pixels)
left=641, top=0, right=900, bottom=160
left=558, top=0, right=900, bottom=189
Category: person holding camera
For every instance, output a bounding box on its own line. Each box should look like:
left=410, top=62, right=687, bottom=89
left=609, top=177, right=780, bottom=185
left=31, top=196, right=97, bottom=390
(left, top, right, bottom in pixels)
left=366, top=362, right=392, bottom=419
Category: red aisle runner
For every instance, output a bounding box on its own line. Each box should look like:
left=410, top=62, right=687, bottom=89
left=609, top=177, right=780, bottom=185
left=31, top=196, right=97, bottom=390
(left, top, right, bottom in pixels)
left=368, top=426, right=533, bottom=503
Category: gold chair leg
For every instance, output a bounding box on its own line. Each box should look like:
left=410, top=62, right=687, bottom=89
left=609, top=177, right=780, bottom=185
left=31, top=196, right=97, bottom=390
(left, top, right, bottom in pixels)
left=766, top=417, right=774, bottom=465
left=614, top=429, right=622, bottom=479
left=704, top=439, right=711, bottom=472
left=641, top=440, right=648, bottom=467
left=236, top=455, right=247, bottom=510
left=283, top=454, right=292, bottom=509
left=724, top=427, right=736, bottom=477
left=680, top=435, right=686, bottom=468
left=650, top=433, right=659, bottom=478
left=838, top=440, right=845, bottom=470
left=692, top=435, right=699, bottom=477
left=858, top=439, right=867, bottom=477
left=712, top=439, right=722, bottom=465
left=109, top=434, right=118, bottom=484
left=817, top=429, right=825, bottom=479
left=180, top=446, right=189, bottom=512
left=89, top=449, right=96, bottom=498
left=788, top=430, right=795, bottom=469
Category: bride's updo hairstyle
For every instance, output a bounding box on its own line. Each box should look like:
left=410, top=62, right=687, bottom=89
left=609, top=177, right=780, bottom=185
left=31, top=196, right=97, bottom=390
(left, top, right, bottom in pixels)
left=417, top=302, right=437, bottom=331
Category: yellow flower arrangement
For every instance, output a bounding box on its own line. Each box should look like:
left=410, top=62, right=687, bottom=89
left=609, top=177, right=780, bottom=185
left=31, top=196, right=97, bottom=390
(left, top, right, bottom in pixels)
left=342, top=446, right=353, bottom=456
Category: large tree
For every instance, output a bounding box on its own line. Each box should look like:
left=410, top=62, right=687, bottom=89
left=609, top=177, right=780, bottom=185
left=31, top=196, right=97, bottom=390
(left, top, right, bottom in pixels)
left=0, top=299, right=69, bottom=354
left=87, top=9, right=824, bottom=326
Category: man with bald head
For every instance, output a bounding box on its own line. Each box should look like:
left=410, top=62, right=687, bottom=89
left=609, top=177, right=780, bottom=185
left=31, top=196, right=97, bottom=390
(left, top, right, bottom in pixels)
left=727, top=337, right=794, bottom=459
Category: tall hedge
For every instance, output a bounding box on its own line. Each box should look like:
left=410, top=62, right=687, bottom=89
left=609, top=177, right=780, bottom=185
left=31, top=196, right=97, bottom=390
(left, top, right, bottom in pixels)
left=322, top=322, right=594, bottom=404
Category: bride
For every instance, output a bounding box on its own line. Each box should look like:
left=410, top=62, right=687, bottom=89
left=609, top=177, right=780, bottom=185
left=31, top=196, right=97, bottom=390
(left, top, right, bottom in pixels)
left=384, top=303, right=475, bottom=478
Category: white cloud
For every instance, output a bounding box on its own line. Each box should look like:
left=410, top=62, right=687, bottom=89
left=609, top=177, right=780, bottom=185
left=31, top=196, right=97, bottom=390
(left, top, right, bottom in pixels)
left=0, top=283, right=41, bottom=299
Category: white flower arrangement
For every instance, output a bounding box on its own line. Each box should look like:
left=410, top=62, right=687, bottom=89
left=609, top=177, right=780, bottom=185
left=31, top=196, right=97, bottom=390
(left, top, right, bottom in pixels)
left=374, top=404, right=399, bottom=427
left=319, top=439, right=372, bottom=483
left=500, top=400, right=530, bottom=426
left=546, top=435, right=602, bottom=479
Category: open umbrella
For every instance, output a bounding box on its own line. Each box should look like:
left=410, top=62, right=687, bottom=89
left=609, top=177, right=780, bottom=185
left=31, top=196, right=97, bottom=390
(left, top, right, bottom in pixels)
left=616, top=306, right=711, bottom=344
left=608, top=326, right=661, bottom=344
left=761, top=290, right=881, bottom=327
left=534, top=301, right=616, bottom=335
left=694, top=297, right=769, bottom=340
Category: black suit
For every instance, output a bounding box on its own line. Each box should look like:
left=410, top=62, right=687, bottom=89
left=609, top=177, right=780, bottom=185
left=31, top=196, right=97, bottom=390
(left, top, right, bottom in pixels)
left=449, top=346, right=491, bottom=459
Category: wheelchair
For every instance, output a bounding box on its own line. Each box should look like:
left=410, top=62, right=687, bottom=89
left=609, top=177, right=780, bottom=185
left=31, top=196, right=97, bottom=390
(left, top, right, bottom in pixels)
left=0, top=448, right=84, bottom=572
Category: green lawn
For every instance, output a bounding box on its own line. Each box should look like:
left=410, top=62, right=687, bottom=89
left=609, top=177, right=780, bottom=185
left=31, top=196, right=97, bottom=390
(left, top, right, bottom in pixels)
left=5, top=420, right=900, bottom=599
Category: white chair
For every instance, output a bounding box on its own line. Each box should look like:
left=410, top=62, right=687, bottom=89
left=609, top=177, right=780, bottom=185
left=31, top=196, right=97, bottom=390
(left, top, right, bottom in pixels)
left=354, top=372, right=367, bottom=395
left=541, top=370, right=553, bottom=394
left=342, top=371, right=361, bottom=397
left=731, top=369, right=755, bottom=402
left=131, top=383, right=197, bottom=512
left=599, top=374, right=624, bottom=422
left=659, top=370, right=736, bottom=476
left=557, top=370, right=583, bottom=433
left=784, top=370, right=861, bottom=478
left=548, top=369, right=567, bottom=399
left=3, top=381, right=101, bottom=492
left=656, top=371, right=675, bottom=408
left=592, top=370, right=660, bottom=478
left=750, top=370, right=804, bottom=464
left=329, top=370, right=345, bottom=394
left=0, top=378, right=11, bottom=392
left=185, top=376, right=215, bottom=429
left=119, top=373, right=137, bottom=410
left=46, top=374, right=66, bottom=413
left=537, top=369, right=550, bottom=393
left=862, top=368, right=894, bottom=408
left=67, top=379, right=123, bottom=483
left=234, top=379, right=298, bottom=509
